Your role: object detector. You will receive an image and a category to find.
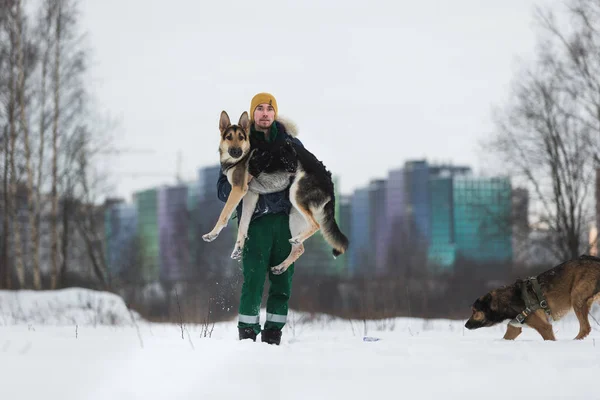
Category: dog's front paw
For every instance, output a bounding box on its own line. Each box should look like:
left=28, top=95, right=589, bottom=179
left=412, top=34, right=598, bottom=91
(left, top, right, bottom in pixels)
left=271, top=264, right=288, bottom=275
left=231, top=246, right=243, bottom=260
left=202, top=232, right=219, bottom=242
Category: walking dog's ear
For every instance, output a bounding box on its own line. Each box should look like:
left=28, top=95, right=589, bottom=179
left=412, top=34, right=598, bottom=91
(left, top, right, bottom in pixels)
left=489, top=291, right=499, bottom=311
left=219, top=111, right=231, bottom=133
left=238, top=111, right=250, bottom=133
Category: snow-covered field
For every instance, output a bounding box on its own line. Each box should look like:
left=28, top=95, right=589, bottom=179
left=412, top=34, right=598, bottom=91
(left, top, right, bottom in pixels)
left=1, top=288, right=600, bottom=400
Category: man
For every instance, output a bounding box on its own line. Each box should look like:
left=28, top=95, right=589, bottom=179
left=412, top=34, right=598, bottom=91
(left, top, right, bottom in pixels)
left=216, top=92, right=302, bottom=345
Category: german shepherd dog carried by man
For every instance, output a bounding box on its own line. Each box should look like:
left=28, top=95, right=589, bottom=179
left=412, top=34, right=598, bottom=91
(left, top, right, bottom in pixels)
left=465, top=254, right=600, bottom=341
left=202, top=109, right=349, bottom=275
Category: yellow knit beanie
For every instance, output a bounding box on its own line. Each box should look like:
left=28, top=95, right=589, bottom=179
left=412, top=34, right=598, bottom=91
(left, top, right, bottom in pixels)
left=250, top=92, right=278, bottom=122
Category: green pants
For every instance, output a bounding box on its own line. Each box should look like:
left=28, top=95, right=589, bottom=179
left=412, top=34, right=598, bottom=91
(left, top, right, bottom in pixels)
left=238, top=213, right=295, bottom=334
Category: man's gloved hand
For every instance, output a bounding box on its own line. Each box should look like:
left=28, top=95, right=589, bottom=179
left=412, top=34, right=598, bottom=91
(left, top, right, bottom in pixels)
left=248, top=149, right=273, bottom=178
left=279, top=140, right=297, bottom=173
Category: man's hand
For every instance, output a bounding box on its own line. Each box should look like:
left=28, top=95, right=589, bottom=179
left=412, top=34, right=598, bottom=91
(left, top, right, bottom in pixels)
left=248, top=149, right=272, bottom=177
left=280, top=140, right=297, bottom=173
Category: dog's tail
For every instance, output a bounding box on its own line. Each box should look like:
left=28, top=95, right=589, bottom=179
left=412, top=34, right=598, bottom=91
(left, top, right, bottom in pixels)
left=318, top=199, right=349, bottom=258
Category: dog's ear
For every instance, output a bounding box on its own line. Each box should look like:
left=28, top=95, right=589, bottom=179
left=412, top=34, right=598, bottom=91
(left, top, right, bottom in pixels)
left=477, top=293, right=496, bottom=311
left=219, top=111, right=231, bottom=133
left=488, top=291, right=499, bottom=311
left=238, top=111, right=250, bottom=133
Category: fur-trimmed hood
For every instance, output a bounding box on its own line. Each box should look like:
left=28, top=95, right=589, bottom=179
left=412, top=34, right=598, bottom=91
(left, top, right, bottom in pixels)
left=276, top=116, right=298, bottom=138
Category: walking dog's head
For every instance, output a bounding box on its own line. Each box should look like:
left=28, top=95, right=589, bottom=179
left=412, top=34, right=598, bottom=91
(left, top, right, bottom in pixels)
left=218, top=111, right=251, bottom=162
left=465, top=286, right=516, bottom=330
left=465, top=293, right=499, bottom=330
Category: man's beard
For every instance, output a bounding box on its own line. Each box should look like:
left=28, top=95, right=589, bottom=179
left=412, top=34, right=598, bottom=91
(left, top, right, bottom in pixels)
left=255, top=120, right=273, bottom=130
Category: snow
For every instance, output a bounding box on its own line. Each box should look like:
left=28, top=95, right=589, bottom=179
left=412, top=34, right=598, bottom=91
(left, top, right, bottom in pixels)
left=0, top=288, right=140, bottom=326
left=1, top=288, right=600, bottom=400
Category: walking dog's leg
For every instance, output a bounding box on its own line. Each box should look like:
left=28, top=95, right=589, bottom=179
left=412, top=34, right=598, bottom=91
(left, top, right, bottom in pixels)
left=526, top=311, right=556, bottom=341
left=231, top=190, right=259, bottom=260
left=202, top=185, right=247, bottom=242
left=503, top=324, right=522, bottom=340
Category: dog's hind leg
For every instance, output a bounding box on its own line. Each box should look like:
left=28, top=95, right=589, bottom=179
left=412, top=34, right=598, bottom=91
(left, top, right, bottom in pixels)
left=573, top=297, right=593, bottom=340
left=286, top=173, right=321, bottom=246
left=571, top=280, right=596, bottom=340
left=271, top=208, right=307, bottom=275
left=271, top=244, right=304, bottom=275
left=289, top=209, right=319, bottom=245
left=503, top=324, right=522, bottom=340
left=231, top=191, right=259, bottom=260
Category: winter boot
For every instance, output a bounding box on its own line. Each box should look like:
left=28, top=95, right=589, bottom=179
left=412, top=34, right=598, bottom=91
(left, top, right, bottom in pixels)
left=261, top=328, right=282, bottom=345
left=239, top=327, right=257, bottom=341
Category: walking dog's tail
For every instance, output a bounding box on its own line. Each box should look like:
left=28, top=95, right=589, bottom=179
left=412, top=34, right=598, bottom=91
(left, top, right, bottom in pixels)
left=318, top=199, right=349, bottom=258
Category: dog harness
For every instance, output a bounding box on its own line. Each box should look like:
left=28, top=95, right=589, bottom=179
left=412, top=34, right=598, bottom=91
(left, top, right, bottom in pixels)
left=509, top=277, right=553, bottom=327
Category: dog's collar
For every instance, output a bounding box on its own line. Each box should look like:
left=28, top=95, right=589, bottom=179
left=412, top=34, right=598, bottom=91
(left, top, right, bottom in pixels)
left=509, top=277, right=552, bottom=327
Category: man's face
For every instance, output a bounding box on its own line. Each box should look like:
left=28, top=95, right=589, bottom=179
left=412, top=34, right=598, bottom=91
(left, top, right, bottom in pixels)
left=253, top=103, right=275, bottom=129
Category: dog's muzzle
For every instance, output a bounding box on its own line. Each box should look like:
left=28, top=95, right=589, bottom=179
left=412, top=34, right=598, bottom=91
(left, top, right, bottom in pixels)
left=229, top=147, right=242, bottom=158
left=464, top=319, right=480, bottom=330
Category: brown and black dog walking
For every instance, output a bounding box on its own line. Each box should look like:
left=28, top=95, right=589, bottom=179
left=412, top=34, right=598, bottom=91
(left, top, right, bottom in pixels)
left=465, top=255, right=600, bottom=341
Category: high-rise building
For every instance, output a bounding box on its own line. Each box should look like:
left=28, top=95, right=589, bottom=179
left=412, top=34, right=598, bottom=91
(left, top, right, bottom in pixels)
left=404, top=160, right=431, bottom=247
left=158, top=185, right=189, bottom=282
left=382, top=167, right=408, bottom=274
left=336, top=194, right=352, bottom=276
left=452, top=176, right=513, bottom=264
left=348, top=188, right=370, bottom=276
left=198, top=165, right=222, bottom=203
left=428, top=176, right=456, bottom=270
left=427, top=174, right=513, bottom=271
left=194, top=165, right=237, bottom=278
left=134, top=188, right=160, bottom=282
left=368, top=179, right=387, bottom=275
left=104, top=199, right=138, bottom=281
left=187, top=181, right=201, bottom=268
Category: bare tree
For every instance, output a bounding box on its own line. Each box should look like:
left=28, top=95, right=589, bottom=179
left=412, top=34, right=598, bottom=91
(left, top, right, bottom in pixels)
left=46, top=0, right=90, bottom=288
left=15, top=0, right=43, bottom=289
left=0, top=1, right=12, bottom=289
left=47, top=0, right=113, bottom=288
left=49, top=0, right=62, bottom=289
left=1, top=126, right=9, bottom=289
left=538, top=1, right=600, bottom=141
left=71, top=127, right=110, bottom=287
left=5, top=4, right=26, bottom=287
left=30, top=0, right=56, bottom=289
left=0, top=0, right=109, bottom=290
left=489, top=0, right=600, bottom=261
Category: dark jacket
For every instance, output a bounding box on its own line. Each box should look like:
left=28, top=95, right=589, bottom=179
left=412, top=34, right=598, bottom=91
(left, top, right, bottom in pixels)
left=216, top=120, right=303, bottom=223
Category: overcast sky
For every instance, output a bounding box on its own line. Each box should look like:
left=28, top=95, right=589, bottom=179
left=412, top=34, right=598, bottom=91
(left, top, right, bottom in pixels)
left=79, top=0, right=551, bottom=200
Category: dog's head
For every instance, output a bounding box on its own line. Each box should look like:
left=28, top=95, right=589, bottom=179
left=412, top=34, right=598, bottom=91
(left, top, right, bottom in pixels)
left=465, top=291, right=504, bottom=330
left=218, top=111, right=251, bottom=161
